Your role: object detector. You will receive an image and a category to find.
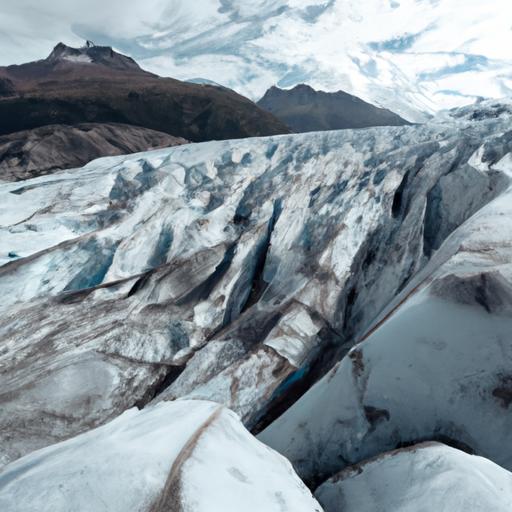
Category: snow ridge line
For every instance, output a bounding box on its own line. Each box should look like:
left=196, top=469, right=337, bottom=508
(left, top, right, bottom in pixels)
left=148, top=405, right=223, bottom=512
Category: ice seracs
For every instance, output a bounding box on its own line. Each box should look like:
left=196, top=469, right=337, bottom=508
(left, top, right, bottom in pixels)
left=259, top=118, right=512, bottom=483
left=1, top=100, right=512, bottom=471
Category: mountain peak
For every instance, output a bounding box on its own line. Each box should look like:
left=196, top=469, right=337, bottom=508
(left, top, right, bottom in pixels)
left=46, top=42, right=141, bottom=71
left=47, top=42, right=72, bottom=60
left=261, top=84, right=316, bottom=100
left=258, top=82, right=410, bottom=132
left=290, top=83, right=315, bottom=93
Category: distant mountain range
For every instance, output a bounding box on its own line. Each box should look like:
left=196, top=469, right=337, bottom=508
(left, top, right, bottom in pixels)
left=258, top=84, right=410, bottom=132
left=0, top=43, right=290, bottom=143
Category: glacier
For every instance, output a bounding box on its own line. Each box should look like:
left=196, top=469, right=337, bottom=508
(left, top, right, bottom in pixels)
left=1, top=98, right=512, bottom=509
left=260, top=102, right=512, bottom=484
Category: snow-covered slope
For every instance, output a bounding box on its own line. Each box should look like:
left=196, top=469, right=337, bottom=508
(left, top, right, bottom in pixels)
left=0, top=102, right=512, bottom=476
left=0, top=400, right=321, bottom=512
left=316, top=442, right=512, bottom=512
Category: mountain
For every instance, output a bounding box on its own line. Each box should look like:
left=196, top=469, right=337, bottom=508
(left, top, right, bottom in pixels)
left=258, top=84, right=410, bottom=132
left=0, top=123, right=186, bottom=182
left=46, top=41, right=143, bottom=72
left=4, top=2, right=511, bottom=122
left=0, top=99, right=512, bottom=508
left=0, top=43, right=290, bottom=142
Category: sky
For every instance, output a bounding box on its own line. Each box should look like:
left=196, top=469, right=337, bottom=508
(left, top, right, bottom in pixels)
left=1, top=0, right=512, bottom=119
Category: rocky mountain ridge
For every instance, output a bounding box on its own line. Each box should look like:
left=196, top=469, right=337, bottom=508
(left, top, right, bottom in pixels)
left=258, top=84, right=410, bottom=132
left=46, top=41, right=144, bottom=72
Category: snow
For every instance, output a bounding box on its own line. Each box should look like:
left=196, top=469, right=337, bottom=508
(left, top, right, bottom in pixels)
left=316, top=442, right=512, bottom=512
left=0, top=400, right=321, bottom=512
left=186, top=77, right=226, bottom=88
left=180, top=403, right=322, bottom=512
left=62, top=54, right=92, bottom=64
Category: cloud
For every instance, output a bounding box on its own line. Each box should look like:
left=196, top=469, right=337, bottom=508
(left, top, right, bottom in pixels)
left=1, top=0, right=511, bottom=116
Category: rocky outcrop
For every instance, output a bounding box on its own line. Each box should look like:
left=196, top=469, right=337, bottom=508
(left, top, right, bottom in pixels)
left=258, top=84, right=410, bottom=132
left=0, top=400, right=322, bottom=512
left=316, top=442, right=512, bottom=512
left=0, top=123, right=187, bottom=182
left=0, top=78, right=14, bottom=97
left=46, top=41, right=142, bottom=72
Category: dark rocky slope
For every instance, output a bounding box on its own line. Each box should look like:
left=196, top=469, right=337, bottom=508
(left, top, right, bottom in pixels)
left=0, top=123, right=187, bottom=181
left=258, top=84, right=410, bottom=132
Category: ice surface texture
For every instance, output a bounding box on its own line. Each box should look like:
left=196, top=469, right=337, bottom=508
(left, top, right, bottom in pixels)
left=1, top=99, right=512, bottom=510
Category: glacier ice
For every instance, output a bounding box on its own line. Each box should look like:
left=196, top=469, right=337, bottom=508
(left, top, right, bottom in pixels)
left=0, top=99, right=512, bottom=509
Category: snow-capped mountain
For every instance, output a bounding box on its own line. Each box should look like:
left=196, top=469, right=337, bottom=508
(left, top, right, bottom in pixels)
left=46, top=41, right=143, bottom=71
left=0, top=43, right=290, bottom=143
